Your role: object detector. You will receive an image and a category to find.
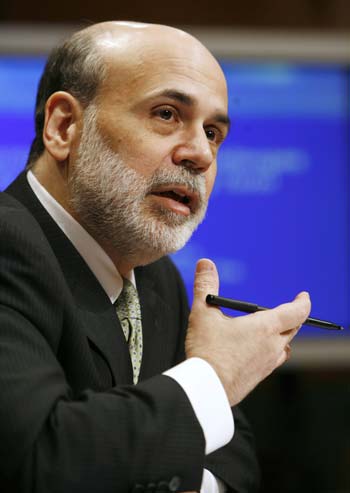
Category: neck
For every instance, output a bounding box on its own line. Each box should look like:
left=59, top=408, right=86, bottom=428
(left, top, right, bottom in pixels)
left=31, top=155, right=72, bottom=214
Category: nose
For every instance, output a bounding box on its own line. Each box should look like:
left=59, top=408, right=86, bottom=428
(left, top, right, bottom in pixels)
left=172, top=126, right=214, bottom=173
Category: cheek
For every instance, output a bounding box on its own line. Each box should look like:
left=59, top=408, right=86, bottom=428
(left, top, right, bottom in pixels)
left=205, top=164, right=217, bottom=199
left=115, top=134, right=168, bottom=177
left=97, top=116, right=156, bottom=175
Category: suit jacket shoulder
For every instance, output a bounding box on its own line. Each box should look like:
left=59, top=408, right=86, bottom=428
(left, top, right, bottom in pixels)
left=0, top=176, right=206, bottom=493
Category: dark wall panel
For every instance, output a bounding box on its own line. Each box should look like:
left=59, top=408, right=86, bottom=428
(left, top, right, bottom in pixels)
left=1, top=0, right=350, bottom=29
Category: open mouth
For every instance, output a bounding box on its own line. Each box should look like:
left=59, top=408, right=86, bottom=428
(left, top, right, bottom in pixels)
left=149, top=185, right=199, bottom=216
left=152, top=190, right=191, bottom=205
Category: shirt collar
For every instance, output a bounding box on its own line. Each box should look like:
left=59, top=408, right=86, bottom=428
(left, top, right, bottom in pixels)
left=27, top=170, right=135, bottom=304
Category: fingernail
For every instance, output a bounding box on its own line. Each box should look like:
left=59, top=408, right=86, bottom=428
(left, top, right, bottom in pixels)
left=196, top=259, right=214, bottom=273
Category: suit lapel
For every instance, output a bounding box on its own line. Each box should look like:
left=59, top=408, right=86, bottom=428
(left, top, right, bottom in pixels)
left=136, top=268, right=178, bottom=381
left=78, top=306, right=133, bottom=385
left=6, top=172, right=133, bottom=385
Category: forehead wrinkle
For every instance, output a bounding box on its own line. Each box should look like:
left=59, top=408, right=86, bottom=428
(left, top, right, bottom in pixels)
left=138, top=50, right=228, bottom=100
left=151, top=89, right=195, bottom=107
left=131, top=60, right=227, bottom=103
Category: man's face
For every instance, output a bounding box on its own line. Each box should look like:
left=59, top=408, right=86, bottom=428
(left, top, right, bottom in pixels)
left=69, top=31, right=229, bottom=266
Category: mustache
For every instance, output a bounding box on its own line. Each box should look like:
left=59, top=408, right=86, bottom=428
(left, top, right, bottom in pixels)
left=148, top=167, right=206, bottom=200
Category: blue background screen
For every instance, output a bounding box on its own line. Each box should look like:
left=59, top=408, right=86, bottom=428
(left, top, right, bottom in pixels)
left=0, top=57, right=349, bottom=336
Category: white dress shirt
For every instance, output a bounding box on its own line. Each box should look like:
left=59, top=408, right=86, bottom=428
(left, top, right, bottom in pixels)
left=27, top=170, right=233, bottom=492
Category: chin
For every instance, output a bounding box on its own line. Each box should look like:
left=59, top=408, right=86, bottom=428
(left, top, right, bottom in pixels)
left=122, top=227, right=193, bottom=266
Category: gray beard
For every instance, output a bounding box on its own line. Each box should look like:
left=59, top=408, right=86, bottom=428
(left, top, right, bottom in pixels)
left=68, top=106, right=208, bottom=266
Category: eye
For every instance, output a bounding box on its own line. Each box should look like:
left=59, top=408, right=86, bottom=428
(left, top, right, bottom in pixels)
left=153, top=107, right=177, bottom=122
left=159, top=109, right=173, bottom=120
left=205, top=127, right=221, bottom=143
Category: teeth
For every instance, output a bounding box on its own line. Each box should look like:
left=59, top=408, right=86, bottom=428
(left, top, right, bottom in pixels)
left=172, top=191, right=189, bottom=203
left=152, top=189, right=191, bottom=206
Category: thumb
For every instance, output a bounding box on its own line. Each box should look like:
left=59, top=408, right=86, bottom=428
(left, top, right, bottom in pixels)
left=192, top=258, right=219, bottom=306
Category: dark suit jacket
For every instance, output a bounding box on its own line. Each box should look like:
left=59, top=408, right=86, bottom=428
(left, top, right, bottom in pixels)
left=0, top=172, right=260, bottom=493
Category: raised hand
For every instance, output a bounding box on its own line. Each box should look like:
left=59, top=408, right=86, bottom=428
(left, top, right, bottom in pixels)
left=186, top=258, right=311, bottom=406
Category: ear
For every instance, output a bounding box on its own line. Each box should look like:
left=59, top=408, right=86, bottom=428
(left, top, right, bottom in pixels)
left=42, top=91, right=83, bottom=162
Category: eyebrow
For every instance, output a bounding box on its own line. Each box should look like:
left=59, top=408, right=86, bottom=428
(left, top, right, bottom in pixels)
left=154, top=89, right=231, bottom=130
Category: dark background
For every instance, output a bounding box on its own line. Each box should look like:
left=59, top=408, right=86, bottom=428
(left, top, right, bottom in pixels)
left=0, top=0, right=350, bottom=29
left=1, top=1, right=350, bottom=491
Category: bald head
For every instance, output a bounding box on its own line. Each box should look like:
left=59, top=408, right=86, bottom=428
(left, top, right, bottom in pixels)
left=27, top=21, right=227, bottom=166
left=81, top=21, right=222, bottom=74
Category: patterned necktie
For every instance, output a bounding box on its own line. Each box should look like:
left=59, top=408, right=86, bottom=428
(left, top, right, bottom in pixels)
left=115, top=278, right=143, bottom=384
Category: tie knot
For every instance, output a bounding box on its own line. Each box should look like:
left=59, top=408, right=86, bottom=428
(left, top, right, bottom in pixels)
left=115, top=278, right=141, bottom=321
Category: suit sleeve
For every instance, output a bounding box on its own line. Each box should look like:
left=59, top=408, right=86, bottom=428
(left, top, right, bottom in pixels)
left=0, top=199, right=206, bottom=493
left=168, top=259, right=261, bottom=493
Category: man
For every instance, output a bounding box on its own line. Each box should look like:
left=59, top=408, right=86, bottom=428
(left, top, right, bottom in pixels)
left=0, top=21, right=310, bottom=493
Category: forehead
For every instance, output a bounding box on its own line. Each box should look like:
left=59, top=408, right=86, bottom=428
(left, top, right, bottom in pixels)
left=98, top=37, right=228, bottom=112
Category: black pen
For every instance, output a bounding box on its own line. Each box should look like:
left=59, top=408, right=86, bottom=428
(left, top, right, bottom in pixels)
left=206, top=294, right=344, bottom=331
